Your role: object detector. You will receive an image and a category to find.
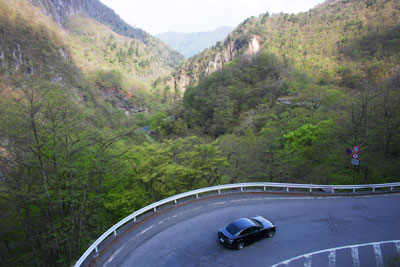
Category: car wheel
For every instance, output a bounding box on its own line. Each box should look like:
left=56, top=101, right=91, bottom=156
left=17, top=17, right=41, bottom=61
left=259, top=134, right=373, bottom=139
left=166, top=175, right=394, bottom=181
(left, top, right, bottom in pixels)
left=237, top=241, right=244, bottom=250
left=268, top=229, right=276, bottom=237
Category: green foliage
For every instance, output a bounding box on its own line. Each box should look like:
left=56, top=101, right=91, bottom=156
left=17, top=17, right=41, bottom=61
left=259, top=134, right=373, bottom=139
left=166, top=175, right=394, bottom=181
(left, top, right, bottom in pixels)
left=175, top=0, right=400, bottom=186
left=65, top=15, right=183, bottom=86
left=104, top=137, right=228, bottom=217
left=182, top=51, right=285, bottom=136
left=0, top=83, right=134, bottom=266
left=148, top=111, right=171, bottom=137
left=0, top=0, right=81, bottom=86
left=93, top=69, right=124, bottom=88
left=283, top=119, right=335, bottom=153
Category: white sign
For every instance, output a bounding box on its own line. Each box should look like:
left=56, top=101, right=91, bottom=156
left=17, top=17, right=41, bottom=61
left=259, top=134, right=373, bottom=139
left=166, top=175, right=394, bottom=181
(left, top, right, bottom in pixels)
left=351, top=159, right=360, bottom=165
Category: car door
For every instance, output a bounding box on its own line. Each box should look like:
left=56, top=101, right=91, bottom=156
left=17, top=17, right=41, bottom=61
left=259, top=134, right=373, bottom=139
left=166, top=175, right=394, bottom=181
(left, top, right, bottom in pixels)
left=240, top=227, right=259, bottom=243
left=248, top=226, right=262, bottom=241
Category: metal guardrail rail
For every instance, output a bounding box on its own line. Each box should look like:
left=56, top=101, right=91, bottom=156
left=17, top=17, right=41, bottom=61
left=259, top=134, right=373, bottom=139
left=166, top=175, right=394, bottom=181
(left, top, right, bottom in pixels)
left=75, top=182, right=400, bottom=266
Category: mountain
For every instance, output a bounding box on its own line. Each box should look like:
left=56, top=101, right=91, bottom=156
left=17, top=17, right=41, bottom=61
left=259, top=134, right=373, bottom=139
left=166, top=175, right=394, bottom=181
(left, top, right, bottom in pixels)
left=157, top=26, right=233, bottom=58
left=175, top=0, right=400, bottom=184
left=168, top=0, right=400, bottom=95
left=0, top=1, right=185, bottom=265
left=30, top=0, right=146, bottom=39
left=0, top=0, right=184, bottom=121
left=29, top=0, right=184, bottom=68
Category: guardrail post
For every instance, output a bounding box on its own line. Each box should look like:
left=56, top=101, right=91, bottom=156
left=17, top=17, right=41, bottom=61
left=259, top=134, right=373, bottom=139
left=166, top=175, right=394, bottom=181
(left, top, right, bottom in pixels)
left=331, top=189, right=334, bottom=194
left=154, top=207, right=157, bottom=212
left=174, top=200, right=177, bottom=204
left=240, top=187, right=243, bottom=192
left=309, top=188, right=312, bottom=193
left=113, top=229, right=117, bottom=236
left=391, top=187, right=393, bottom=191
left=353, top=188, right=356, bottom=193
left=218, top=189, right=221, bottom=194
left=263, top=186, right=266, bottom=191
left=286, top=187, right=289, bottom=192
left=196, top=193, right=199, bottom=198
left=95, top=246, right=98, bottom=253
left=372, top=187, right=375, bottom=193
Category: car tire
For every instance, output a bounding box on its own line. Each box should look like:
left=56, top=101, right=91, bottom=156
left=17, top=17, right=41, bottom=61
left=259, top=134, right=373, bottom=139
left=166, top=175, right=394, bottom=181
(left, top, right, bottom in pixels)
left=237, top=241, right=244, bottom=250
left=268, top=229, right=276, bottom=237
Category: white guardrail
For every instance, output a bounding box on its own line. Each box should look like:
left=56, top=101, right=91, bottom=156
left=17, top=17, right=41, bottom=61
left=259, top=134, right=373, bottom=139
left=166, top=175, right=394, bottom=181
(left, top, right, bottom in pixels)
left=75, top=182, right=400, bottom=266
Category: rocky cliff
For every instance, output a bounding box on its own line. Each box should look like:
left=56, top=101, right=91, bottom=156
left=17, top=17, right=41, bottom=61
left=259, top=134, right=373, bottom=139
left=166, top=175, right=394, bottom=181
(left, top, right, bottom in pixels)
left=0, top=0, right=81, bottom=84
left=168, top=33, right=262, bottom=94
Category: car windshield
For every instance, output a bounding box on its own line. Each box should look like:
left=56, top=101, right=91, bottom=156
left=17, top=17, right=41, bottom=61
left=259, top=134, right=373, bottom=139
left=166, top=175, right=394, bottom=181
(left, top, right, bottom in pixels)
left=250, top=219, right=262, bottom=228
left=225, top=223, right=241, bottom=235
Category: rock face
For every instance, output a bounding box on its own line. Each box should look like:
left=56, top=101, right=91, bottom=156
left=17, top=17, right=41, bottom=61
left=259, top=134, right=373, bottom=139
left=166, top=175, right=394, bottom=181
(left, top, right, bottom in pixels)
left=0, top=1, right=78, bottom=82
left=29, top=0, right=148, bottom=41
left=168, top=35, right=262, bottom=94
left=99, top=87, right=147, bottom=115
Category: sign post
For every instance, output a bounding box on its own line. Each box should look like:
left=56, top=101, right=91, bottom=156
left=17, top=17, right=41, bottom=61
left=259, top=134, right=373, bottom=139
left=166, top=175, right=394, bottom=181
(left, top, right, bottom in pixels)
left=346, top=146, right=360, bottom=183
left=350, top=146, right=360, bottom=165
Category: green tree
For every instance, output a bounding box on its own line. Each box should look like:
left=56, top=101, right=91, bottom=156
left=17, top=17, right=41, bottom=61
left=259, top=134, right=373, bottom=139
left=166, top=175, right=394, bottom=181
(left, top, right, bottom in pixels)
left=0, top=83, right=130, bottom=266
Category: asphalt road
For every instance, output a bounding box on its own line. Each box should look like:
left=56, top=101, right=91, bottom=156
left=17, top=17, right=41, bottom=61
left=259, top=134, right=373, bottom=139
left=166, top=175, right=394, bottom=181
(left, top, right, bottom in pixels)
left=92, top=193, right=400, bottom=267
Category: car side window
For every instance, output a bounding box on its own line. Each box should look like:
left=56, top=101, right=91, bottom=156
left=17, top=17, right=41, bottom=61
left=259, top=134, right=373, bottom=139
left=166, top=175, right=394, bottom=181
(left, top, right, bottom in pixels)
left=240, top=229, right=249, bottom=236
left=241, top=227, right=258, bottom=236
left=249, top=227, right=259, bottom=234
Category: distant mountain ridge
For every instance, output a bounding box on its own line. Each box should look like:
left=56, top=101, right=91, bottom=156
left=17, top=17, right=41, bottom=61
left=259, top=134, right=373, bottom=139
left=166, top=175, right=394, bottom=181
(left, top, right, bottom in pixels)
left=157, top=26, right=233, bottom=58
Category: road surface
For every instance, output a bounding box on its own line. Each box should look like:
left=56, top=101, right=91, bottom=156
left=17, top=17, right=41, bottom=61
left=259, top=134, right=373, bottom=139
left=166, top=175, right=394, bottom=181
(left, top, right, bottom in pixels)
left=91, top=193, right=400, bottom=267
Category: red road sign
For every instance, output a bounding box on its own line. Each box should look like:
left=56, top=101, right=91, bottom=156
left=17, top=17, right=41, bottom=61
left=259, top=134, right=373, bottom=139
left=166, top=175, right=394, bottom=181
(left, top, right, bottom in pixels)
left=353, top=146, right=360, bottom=153
left=352, top=153, right=359, bottom=159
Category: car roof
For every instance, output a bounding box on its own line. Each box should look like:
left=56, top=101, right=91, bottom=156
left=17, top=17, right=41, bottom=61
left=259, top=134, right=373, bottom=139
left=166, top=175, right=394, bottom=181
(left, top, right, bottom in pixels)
left=231, top=218, right=257, bottom=230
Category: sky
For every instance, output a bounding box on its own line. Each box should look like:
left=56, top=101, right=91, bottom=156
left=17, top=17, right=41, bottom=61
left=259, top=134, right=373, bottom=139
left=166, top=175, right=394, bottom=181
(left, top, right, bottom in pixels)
left=99, top=0, right=326, bottom=35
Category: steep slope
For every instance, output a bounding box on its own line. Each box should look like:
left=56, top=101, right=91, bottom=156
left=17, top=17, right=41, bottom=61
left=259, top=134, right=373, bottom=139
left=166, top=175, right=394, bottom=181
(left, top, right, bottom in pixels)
left=0, top=0, right=81, bottom=85
left=167, top=31, right=263, bottom=96
left=176, top=0, right=400, bottom=185
left=0, top=0, right=185, bottom=121
left=157, top=26, right=233, bottom=58
left=29, top=0, right=184, bottom=68
left=65, top=16, right=172, bottom=84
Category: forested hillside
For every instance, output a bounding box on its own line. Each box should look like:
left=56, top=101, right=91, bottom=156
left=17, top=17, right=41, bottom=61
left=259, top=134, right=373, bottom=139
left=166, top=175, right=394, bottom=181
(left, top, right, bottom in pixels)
left=168, top=0, right=400, bottom=93
left=0, top=0, right=399, bottom=266
left=0, top=0, right=186, bottom=265
left=174, top=0, right=400, bottom=185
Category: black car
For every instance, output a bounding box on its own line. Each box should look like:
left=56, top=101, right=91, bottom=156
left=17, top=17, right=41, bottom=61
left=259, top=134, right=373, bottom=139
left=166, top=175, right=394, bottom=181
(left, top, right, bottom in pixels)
left=218, top=216, right=276, bottom=250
